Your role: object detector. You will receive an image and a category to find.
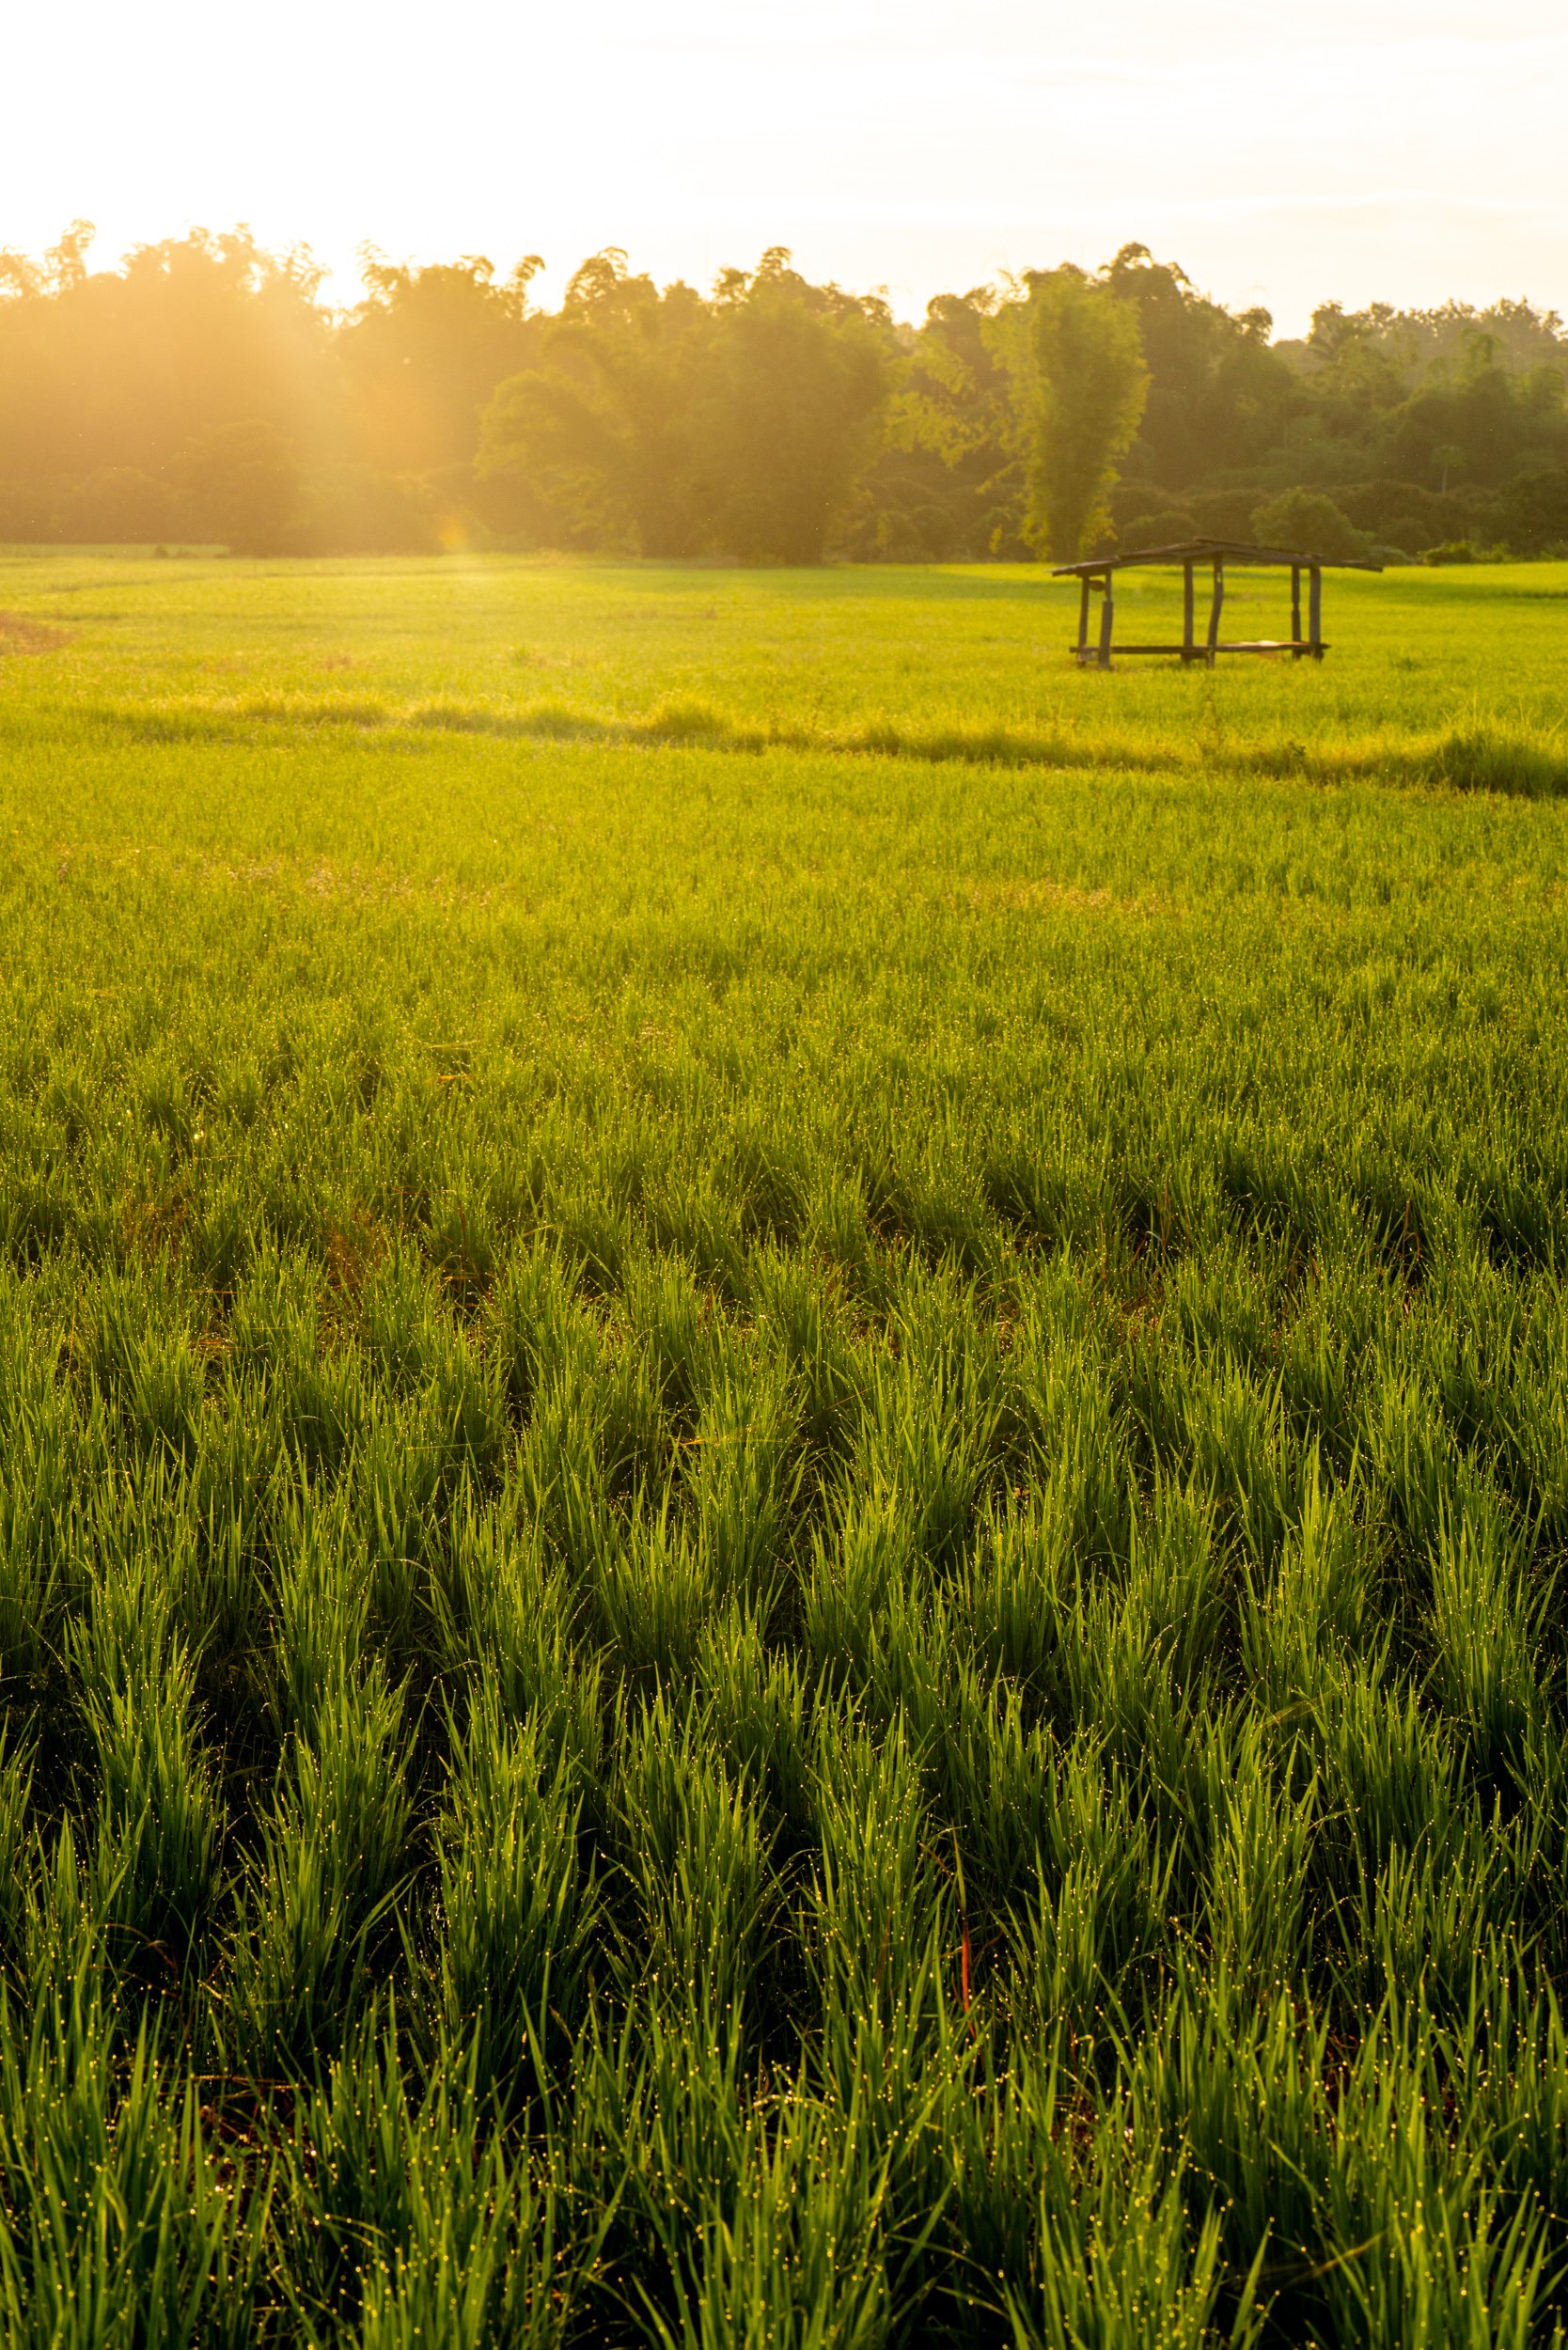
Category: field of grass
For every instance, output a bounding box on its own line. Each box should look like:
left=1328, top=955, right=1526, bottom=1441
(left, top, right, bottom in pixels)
left=3, top=547, right=1568, bottom=2344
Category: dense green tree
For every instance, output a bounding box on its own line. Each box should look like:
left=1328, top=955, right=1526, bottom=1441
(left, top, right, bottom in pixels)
left=999, top=268, right=1149, bottom=560
left=690, top=252, right=893, bottom=562
left=338, top=253, right=541, bottom=474
left=176, top=418, right=301, bottom=554
left=1250, top=487, right=1371, bottom=562
left=479, top=253, right=713, bottom=555
left=1497, top=465, right=1568, bottom=554
left=1100, top=245, right=1295, bottom=488
left=847, top=287, right=1023, bottom=559
left=0, top=225, right=334, bottom=481
left=480, top=250, right=892, bottom=561
left=4, top=220, right=1568, bottom=560
left=1381, top=347, right=1568, bottom=491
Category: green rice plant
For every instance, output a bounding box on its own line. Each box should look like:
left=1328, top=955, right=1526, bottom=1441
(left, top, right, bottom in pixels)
left=805, top=1700, right=944, bottom=2036
left=79, top=1638, right=223, bottom=1964
left=1238, top=1460, right=1373, bottom=1712
left=181, top=1405, right=274, bottom=1667
left=431, top=1499, right=604, bottom=1781
left=699, top=1609, right=814, bottom=1840
left=617, top=1249, right=724, bottom=1430
left=66, top=1498, right=224, bottom=1954
left=1347, top=1808, right=1529, bottom=2013
left=1120, top=1478, right=1231, bottom=1696
left=589, top=1490, right=719, bottom=1682
left=922, top=1657, right=1059, bottom=1913
left=0, top=1989, right=271, bottom=2349
left=851, top=1295, right=1004, bottom=1572
left=354, top=1406, right=445, bottom=1656
left=485, top=1246, right=592, bottom=1424
left=266, top=1483, right=374, bottom=1739
left=642, top=2088, right=896, bottom=2350
left=1007, top=1740, right=1175, bottom=2036
left=1435, top=1961, right=1568, bottom=2235
left=745, top=1242, right=862, bottom=1467
left=23, top=1821, right=105, bottom=2013
left=1202, top=1723, right=1319, bottom=1995
left=81, top=1268, right=208, bottom=1468
left=1317, top=1662, right=1462, bottom=1873
left=683, top=1362, right=800, bottom=1622
left=804, top=1491, right=924, bottom=1694
left=1049, top=1546, right=1209, bottom=1836
left=1315, top=2005, right=1560, bottom=2350
left=938, top=2035, right=1070, bottom=2323
left=1003, top=2125, right=1264, bottom=2350
left=1425, top=1480, right=1546, bottom=1775
left=278, top=2010, right=590, bottom=2348
left=356, top=1248, right=450, bottom=1396
left=962, top=1494, right=1074, bottom=1705
left=1362, top=1367, right=1466, bottom=1573
left=1496, top=1324, right=1568, bottom=1550
left=0, top=1736, right=35, bottom=1968
left=1156, top=1351, right=1311, bottom=1575
left=227, top=1660, right=413, bottom=2064
left=437, top=1684, right=595, bottom=2093
left=229, top=1253, right=370, bottom=1480
left=1139, top=1966, right=1329, bottom=2302
left=615, top=1689, right=775, bottom=2033
left=0, top=1291, right=74, bottom=1690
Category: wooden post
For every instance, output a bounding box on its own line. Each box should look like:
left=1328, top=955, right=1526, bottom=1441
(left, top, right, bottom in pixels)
left=1308, top=565, right=1323, bottom=658
left=1183, top=562, right=1195, bottom=662
left=1206, top=556, right=1224, bottom=666
left=1097, top=571, right=1114, bottom=669
left=1077, top=575, right=1090, bottom=665
left=1291, top=565, right=1302, bottom=654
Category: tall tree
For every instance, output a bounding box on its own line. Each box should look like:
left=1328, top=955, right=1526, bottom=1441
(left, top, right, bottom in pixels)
left=480, top=250, right=893, bottom=561
left=478, top=252, right=713, bottom=555
left=0, top=225, right=334, bottom=482
left=1099, top=244, right=1294, bottom=487
left=690, top=251, right=894, bottom=562
left=999, top=268, right=1149, bottom=560
left=338, top=253, right=541, bottom=474
left=840, top=286, right=1020, bottom=559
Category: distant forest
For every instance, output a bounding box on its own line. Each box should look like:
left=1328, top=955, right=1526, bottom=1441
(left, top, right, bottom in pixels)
left=4, top=224, right=1567, bottom=565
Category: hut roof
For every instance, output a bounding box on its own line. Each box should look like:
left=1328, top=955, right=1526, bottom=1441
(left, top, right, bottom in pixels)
left=1051, top=538, right=1383, bottom=577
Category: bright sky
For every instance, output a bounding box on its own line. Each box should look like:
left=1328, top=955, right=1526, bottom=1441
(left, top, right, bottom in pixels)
left=6, top=0, right=1565, bottom=334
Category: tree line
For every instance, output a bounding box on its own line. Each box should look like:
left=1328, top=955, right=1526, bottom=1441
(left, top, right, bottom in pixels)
left=3, top=222, right=1566, bottom=564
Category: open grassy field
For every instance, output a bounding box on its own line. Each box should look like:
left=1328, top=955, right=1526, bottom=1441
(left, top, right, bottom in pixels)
left=3, top=547, right=1568, bottom=2344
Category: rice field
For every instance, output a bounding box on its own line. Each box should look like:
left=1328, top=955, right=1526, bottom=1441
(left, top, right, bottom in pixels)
left=3, top=547, right=1568, bottom=2344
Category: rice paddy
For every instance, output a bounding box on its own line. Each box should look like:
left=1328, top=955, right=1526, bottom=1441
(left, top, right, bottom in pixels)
left=3, top=547, right=1568, bottom=2344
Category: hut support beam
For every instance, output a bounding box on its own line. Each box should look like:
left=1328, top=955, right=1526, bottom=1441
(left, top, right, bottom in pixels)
left=1291, top=566, right=1302, bottom=655
left=1077, top=576, right=1091, bottom=664
left=1206, top=558, right=1225, bottom=666
left=1309, top=565, right=1323, bottom=659
left=1183, top=562, right=1195, bottom=661
left=1097, top=572, right=1114, bottom=669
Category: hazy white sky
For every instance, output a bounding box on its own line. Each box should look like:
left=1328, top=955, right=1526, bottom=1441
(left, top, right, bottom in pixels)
left=6, top=0, right=1565, bottom=332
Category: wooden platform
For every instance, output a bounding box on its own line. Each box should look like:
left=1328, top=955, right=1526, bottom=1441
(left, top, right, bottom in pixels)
left=1074, top=638, right=1328, bottom=661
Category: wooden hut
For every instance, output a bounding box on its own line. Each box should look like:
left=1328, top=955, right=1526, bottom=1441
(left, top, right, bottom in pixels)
left=1051, top=538, right=1382, bottom=668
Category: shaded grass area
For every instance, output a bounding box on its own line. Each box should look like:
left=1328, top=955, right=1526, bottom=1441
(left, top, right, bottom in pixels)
left=2, top=556, right=1568, bottom=2342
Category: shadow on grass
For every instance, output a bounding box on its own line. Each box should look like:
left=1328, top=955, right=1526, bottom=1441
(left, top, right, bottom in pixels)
left=24, top=692, right=1568, bottom=798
